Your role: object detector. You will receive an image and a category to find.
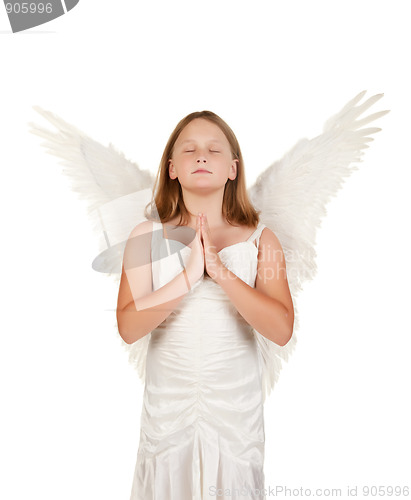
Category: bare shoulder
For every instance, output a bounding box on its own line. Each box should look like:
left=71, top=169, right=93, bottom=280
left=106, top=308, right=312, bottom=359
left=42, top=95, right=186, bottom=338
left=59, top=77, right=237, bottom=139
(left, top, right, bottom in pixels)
left=259, top=226, right=283, bottom=248
left=128, top=219, right=154, bottom=239
left=255, top=225, right=294, bottom=326
left=118, top=221, right=154, bottom=316
left=258, top=226, right=286, bottom=267
left=122, top=220, right=155, bottom=273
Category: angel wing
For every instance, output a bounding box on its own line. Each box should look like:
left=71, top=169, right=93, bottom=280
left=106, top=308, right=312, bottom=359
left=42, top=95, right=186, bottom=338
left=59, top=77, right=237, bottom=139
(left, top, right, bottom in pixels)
left=28, top=107, right=158, bottom=379
left=28, top=107, right=156, bottom=272
left=248, top=90, right=389, bottom=402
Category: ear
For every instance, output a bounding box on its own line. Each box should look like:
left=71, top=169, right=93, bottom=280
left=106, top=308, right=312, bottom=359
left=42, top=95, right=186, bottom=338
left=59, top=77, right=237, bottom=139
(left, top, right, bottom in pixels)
left=229, top=159, right=238, bottom=181
left=168, top=159, right=176, bottom=180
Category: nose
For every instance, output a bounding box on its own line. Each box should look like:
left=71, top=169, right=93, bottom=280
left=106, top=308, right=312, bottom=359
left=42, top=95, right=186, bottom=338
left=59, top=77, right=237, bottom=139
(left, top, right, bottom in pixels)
left=197, top=157, right=207, bottom=163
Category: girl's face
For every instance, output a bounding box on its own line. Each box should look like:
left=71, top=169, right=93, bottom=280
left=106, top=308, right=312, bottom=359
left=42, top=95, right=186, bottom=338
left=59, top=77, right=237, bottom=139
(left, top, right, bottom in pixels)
left=169, top=118, right=238, bottom=189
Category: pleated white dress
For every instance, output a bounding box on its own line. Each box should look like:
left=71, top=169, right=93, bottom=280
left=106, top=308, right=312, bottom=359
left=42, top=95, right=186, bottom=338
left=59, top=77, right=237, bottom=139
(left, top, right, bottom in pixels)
left=130, top=221, right=267, bottom=500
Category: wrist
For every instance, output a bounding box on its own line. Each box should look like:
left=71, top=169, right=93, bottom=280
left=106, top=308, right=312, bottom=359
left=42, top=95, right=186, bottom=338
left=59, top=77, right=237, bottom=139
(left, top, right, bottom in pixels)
left=210, top=261, right=228, bottom=283
left=185, top=263, right=204, bottom=285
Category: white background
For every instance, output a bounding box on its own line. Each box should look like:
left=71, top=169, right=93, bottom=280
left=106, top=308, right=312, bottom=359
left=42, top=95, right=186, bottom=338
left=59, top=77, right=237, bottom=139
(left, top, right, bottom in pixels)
left=1, top=1, right=410, bottom=499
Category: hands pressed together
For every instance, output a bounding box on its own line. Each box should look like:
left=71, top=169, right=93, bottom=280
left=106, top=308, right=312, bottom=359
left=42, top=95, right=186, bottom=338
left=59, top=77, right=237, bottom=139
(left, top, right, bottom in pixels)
left=188, top=213, right=225, bottom=282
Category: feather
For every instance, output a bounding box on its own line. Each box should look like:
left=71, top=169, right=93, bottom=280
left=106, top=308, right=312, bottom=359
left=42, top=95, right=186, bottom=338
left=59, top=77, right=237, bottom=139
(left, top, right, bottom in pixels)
left=28, top=107, right=155, bottom=214
left=28, top=107, right=157, bottom=379
left=248, top=90, right=389, bottom=401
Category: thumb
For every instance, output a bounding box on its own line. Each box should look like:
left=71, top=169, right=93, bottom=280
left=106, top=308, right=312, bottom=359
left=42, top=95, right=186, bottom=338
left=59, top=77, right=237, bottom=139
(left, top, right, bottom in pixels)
left=196, top=215, right=204, bottom=245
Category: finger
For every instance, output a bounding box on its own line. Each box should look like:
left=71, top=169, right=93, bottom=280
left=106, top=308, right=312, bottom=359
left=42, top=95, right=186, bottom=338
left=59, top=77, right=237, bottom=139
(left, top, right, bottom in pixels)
left=196, top=214, right=200, bottom=234
left=194, top=215, right=198, bottom=242
left=195, top=215, right=202, bottom=247
left=203, top=214, right=210, bottom=233
left=201, top=225, right=207, bottom=247
left=203, top=221, right=211, bottom=247
left=201, top=214, right=208, bottom=236
left=198, top=214, right=204, bottom=245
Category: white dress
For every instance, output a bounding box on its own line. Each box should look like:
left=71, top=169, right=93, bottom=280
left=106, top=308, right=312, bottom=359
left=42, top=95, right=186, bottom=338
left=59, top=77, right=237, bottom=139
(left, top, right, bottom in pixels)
left=130, top=221, right=267, bottom=500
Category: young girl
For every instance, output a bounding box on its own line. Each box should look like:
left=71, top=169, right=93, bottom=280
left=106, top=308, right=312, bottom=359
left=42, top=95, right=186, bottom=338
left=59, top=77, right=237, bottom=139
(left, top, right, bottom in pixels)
left=116, top=111, right=294, bottom=499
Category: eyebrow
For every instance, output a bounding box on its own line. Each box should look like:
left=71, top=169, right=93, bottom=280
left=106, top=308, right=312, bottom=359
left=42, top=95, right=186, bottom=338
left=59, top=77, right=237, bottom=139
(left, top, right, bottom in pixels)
left=179, top=139, right=223, bottom=145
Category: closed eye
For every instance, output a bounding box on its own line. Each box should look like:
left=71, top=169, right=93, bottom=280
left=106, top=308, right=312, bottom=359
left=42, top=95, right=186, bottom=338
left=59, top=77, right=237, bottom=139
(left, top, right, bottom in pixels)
left=184, top=149, right=220, bottom=153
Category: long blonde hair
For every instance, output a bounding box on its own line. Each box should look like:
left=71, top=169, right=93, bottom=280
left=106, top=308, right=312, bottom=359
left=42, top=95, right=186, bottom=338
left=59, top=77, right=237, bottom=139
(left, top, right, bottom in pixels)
left=144, top=111, right=260, bottom=228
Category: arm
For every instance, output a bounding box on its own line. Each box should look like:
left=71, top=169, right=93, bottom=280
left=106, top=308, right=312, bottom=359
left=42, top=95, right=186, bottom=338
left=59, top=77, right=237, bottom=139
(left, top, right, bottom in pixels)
left=116, top=221, right=200, bottom=345
left=214, top=228, right=294, bottom=346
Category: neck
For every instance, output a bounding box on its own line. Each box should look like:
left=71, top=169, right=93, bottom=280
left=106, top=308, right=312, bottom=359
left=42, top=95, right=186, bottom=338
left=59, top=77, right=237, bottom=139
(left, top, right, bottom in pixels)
left=181, top=186, right=227, bottom=229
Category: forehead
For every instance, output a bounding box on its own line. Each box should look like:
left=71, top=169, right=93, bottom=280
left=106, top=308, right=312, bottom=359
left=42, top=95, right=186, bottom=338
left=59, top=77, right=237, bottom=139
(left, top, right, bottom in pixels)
left=176, top=118, right=227, bottom=144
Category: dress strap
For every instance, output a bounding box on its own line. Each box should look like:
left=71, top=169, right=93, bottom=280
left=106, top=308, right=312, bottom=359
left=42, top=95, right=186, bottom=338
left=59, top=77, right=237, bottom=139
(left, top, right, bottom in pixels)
left=151, top=221, right=166, bottom=258
left=246, top=222, right=266, bottom=248
left=151, top=220, right=160, bottom=245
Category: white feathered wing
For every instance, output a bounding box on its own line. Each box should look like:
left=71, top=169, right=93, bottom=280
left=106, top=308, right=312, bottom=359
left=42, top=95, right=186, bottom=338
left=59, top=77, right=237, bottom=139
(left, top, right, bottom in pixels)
left=28, top=107, right=157, bottom=379
left=248, top=90, right=389, bottom=401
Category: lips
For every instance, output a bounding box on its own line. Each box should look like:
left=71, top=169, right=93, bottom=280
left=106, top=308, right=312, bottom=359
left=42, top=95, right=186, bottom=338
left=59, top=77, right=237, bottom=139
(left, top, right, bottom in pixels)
left=193, top=169, right=211, bottom=173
